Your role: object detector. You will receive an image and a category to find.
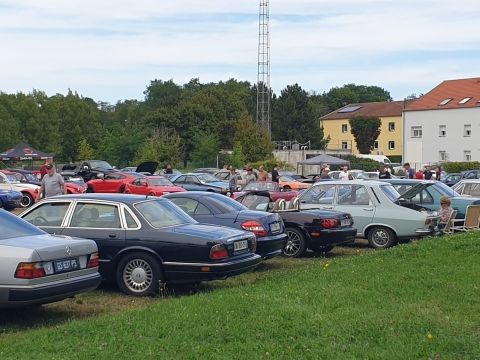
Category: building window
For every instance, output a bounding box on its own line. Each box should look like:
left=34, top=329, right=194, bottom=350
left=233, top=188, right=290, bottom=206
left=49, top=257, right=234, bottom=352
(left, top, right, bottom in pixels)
left=459, top=97, right=472, bottom=104
left=388, top=122, right=395, bottom=132
left=439, top=98, right=452, bottom=106
left=464, top=124, right=472, bottom=137
left=439, top=151, right=447, bottom=162
left=411, top=126, right=422, bottom=138
left=464, top=151, right=472, bottom=161
left=439, top=125, right=446, bottom=137
left=388, top=141, right=395, bottom=150
left=341, top=141, right=348, bottom=150
left=374, top=141, right=379, bottom=149
left=341, top=124, right=348, bottom=133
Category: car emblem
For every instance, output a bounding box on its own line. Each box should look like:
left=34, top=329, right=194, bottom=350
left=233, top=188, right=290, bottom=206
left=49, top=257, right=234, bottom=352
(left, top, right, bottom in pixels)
left=65, top=246, right=72, bottom=256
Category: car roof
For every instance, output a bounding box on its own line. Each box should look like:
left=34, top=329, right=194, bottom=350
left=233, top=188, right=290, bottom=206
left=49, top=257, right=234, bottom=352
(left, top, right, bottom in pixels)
left=455, top=179, right=480, bottom=183
left=311, top=179, right=386, bottom=186
left=47, top=193, right=162, bottom=203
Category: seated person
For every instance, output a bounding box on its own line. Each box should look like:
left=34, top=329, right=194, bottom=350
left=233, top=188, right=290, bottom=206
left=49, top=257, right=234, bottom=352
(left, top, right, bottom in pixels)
left=438, top=196, right=453, bottom=229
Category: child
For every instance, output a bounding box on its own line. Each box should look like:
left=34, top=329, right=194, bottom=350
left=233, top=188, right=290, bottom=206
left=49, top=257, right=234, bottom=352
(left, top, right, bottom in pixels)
left=438, top=196, right=453, bottom=229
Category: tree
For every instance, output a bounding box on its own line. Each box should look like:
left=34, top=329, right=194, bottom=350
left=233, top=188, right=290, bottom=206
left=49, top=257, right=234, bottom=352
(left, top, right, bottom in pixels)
left=233, top=113, right=273, bottom=163
left=230, top=142, right=246, bottom=169
left=134, top=128, right=182, bottom=167
left=349, top=116, right=382, bottom=154
left=190, top=131, right=220, bottom=168
left=77, top=138, right=95, bottom=160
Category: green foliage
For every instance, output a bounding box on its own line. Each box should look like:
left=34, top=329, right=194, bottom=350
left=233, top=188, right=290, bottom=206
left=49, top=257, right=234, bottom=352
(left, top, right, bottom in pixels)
left=229, top=142, right=246, bottom=169
left=443, top=162, right=480, bottom=173
left=250, top=158, right=293, bottom=172
left=233, top=113, right=274, bottom=163
left=190, top=131, right=220, bottom=168
left=347, top=156, right=383, bottom=171
left=349, top=116, right=382, bottom=154
left=134, top=128, right=182, bottom=167
left=77, top=138, right=94, bottom=160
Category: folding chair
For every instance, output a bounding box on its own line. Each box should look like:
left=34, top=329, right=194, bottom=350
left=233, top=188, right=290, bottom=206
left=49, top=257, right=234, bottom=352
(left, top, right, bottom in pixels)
left=440, top=210, right=457, bottom=234
left=452, top=205, right=480, bottom=231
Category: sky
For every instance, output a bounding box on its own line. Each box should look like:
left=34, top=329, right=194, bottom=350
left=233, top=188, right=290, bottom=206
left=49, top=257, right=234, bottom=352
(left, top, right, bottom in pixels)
left=1, top=0, right=479, bottom=104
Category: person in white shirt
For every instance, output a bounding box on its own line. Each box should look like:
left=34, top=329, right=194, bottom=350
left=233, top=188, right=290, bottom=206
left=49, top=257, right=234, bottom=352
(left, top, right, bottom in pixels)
left=338, top=165, right=351, bottom=180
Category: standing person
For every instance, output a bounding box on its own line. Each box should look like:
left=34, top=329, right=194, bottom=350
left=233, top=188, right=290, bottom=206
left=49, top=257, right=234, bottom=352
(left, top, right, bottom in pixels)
left=423, top=165, right=433, bottom=180
left=271, top=164, right=280, bottom=183
left=36, top=164, right=66, bottom=201
left=338, top=165, right=351, bottom=180
left=39, top=160, right=50, bottom=180
left=403, top=163, right=415, bottom=179
left=415, top=169, right=424, bottom=179
left=245, top=167, right=256, bottom=185
left=435, top=166, right=442, bottom=181
left=320, top=167, right=331, bottom=179
left=228, top=168, right=238, bottom=193
left=378, top=165, right=391, bottom=179
left=258, top=166, right=268, bottom=181
left=165, top=164, right=173, bottom=174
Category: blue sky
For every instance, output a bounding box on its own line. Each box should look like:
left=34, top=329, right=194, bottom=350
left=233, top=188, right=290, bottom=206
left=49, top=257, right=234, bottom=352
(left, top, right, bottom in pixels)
left=1, top=0, right=479, bottom=103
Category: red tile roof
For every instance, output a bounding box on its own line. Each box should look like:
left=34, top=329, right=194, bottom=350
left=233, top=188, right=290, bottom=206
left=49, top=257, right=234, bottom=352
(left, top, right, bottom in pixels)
left=320, top=101, right=408, bottom=120
left=404, top=77, right=480, bottom=111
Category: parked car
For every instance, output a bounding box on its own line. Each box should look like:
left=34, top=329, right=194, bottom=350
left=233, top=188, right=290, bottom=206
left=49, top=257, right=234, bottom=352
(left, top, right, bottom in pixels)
left=192, top=168, right=220, bottom=175
left=125, top=176, right=186, bottom=197
left=170, top=173, right=230, bottom=195
left=85, top=171, right=139, bottom=193
left=76, top=160, right=118, bottom=182
left=60, top=171, right=88, bottom=190
left=0, top=170, right=39, bottom=208
left=461, top=170, right=480, bottom=179
left=298, top=180, right=436, bottom=248
left=328, top=170, right=365, bottom=180
left=278, top=175, right=312, bottom=191
left=0, top=209, right=101, bottom=308
left=214, top=170, right=246, bottom=189
left=0, top=189, right=23, bottom=210
left=452, top=180, right=480, bottom=198
left=232, top=181, right=298, bottom=202
left=163, top=192, right=286, bottom=259
left=20, top=194, right=261, bottom=296
left=383, top=179, right=480, bottom=219
left=442, top=173, right=462, bottom=187
left=6, top=168, right=40, bottom=184
left=235, top=191, right=356, bottom=257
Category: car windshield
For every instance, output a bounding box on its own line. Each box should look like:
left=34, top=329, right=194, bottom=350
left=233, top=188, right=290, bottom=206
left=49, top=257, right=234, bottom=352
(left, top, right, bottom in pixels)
left=239, top=193, right=270, bottom=211
left=65, top=176, right=85, bottom=185
left=0, top=211, right=45, bottom=240
left=433, top=182, right=460, bottom=197
left=4, top=174, right=20, bottom=183
left=280, top=175, right=296, bottom=182
left=243, top=182, right=277, bottom=191
left=196, top=174, right=218, bottom=183
left=90, top=160, right=113, bottom=169
left=22, top=173, right=38, bottom=182
left=148, top=178, right=174, bottom=186
left=207, top=194, right=246, bottom=212
left=380, top=184, right=401, bottom=202
left=134, top=199, right=196, bottom=228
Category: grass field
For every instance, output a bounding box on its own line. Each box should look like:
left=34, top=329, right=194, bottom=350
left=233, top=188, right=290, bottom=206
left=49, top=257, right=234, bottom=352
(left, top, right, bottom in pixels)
left=0, top=235, right=479, bottom=359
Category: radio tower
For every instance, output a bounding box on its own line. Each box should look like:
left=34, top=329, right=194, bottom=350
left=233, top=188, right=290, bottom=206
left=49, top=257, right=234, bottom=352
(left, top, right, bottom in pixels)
left=256, top=0, right=271, bottom=136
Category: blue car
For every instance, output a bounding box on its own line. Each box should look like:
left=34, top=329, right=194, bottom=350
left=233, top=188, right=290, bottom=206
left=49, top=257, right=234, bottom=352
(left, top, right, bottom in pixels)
left=170, top=173, right=231, bottom=195
left=0, top=189, right=23, bottom=211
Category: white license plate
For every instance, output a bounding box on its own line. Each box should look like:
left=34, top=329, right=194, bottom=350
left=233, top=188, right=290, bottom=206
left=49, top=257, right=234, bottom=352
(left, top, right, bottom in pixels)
left=270, top=222, right=281, bottom=233
left=234, top=240, right=248, bottom=252
left=53, top=258, right=79, bottom=273
left=340, top=219, right=351, bottom=226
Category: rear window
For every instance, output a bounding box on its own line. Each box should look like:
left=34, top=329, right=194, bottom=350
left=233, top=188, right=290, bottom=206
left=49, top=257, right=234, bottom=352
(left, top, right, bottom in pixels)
left=207, top=194, right=246, bottom=212
left=0, top=211, right=45, bottom=240
left=380, top=185, right=401, bottom=202
left=134, top=199, right=196, bottom=228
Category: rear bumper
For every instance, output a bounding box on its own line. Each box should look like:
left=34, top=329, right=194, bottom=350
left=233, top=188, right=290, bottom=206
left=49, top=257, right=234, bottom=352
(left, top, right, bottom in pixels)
left=256, top=233, right=287, bottom=260
left=307, top=227, right=357, bottom=250
left=162, top=254, right=262, bottom=284
left=1, top=272, right=101, bottom=308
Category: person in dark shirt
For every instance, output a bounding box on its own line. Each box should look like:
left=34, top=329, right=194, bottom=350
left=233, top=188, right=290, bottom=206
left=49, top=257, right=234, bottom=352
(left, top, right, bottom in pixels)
left=403, top=163, right=415, bottom=179
left=165, top=164, right=173, bottom=174
left=424, top=165, right=433, bottom=180
left=378, top=165, right=391, bottom=179
left=271, top=164, right=280, bottom=183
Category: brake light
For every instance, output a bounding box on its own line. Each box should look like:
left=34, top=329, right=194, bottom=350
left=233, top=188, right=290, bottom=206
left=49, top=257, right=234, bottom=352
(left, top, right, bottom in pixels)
left=209, top=244, right=229, bottom=260
left=321, top=219, right=338, bottom=229
left=241, top=220, right=268, bottom=237
left=87, top=252, right=100, bottom=268
left=15, top=262, right=46, bottom=279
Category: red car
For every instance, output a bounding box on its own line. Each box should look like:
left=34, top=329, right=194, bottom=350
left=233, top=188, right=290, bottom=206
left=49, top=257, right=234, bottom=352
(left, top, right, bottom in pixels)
left=86, top=171, right=139, bottom=193
left=124, top=176, right=186, bottom=196
left=232, top=181, right=298, bottom=201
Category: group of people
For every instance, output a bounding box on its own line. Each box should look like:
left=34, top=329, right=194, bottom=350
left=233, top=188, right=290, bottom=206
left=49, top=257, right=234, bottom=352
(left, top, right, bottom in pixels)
left=403, top=163, right=442, bottom=181
left=226, top=164, right=280, bottom=193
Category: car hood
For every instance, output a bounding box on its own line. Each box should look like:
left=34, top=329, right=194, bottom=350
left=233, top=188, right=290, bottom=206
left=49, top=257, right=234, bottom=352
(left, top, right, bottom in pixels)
left=136, top=161, right=158, bottom=174
left=151, top=185, right=185, bottom=192
left=172, top=223, right=249, bottom=241
left=396, top=182, right=435, bottom=200
left=11, top=182, right=39, bottom=190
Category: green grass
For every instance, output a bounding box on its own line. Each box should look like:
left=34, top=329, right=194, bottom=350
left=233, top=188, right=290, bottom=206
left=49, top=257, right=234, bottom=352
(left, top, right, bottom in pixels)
left=1, top=235, right=479, bottom=359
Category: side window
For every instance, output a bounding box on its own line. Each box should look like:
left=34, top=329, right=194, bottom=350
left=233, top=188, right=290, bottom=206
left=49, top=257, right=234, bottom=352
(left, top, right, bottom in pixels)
left=124, top=208, right=140, bottom=229
left=187, top=176, right=200, bottom=184
left=175, top=176, right=186, bottom=184
left=70, top=203, right=121, bottom=228
left=301, top=185, right=336, bottom=205
left=420, top=189, right=433, bottom=204
left=195, top=202, right=212, bottom=215
left=466, top=172, right=476, bottom=179
left=23, top=202, right=70, bottom=227
left=455, top=184, right=464, bottom=195
left=169, top=198, right=197, bottom=216
left=337, top=185, right=371, bottom=205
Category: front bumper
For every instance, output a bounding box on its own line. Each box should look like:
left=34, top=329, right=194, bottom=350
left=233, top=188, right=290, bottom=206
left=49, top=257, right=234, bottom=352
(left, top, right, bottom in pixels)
left=256, top=233, right=287, bottom=259
left=306, top=227, right=357, bottom=250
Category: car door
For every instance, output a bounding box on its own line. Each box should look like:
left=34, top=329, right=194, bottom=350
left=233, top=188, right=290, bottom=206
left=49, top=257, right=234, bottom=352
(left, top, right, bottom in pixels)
left=129, top=178, right=149, bottom=195
left=60, top=202, right=126, bottom=264
left=333, top=184, right=375, bottom=235
left=21, top=201, right=73, bottom=234
left=299, top=183, right=337, bottom=210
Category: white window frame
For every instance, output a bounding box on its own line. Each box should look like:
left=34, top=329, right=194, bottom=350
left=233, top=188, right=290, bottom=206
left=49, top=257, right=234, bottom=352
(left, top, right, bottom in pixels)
left=439, top=151, right=447, bottom=162
left=388, top=141, right=395, bottom=150
left=464, top=124, right=472, bottom=137
left=388, top=122, right=395, bottom=132
left=464, top=150, right=472, bottom=162
left=341, top=141, right=348, bottom=150
left=341, top=124, right=348, bottom=133
left=411, top=126, right=422, bottom=138
left=439, top=125, right=446, bottom=137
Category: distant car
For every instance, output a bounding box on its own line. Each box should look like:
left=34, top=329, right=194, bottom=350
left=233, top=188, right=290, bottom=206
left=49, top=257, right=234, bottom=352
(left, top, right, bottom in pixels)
left=0, top=189, right=23, bottom=210
left=235, top=191, right=356, bottom=257
left=20, top=194, right=261, bottom=296
left=328, top=170, right=365, bottom=180
left=193, top=168, right=220, bottom=175
left=154, top=169, right=182, bottom=176
left=0, top=209, right=101, bottom=308
left=86, top=171, right=138, bottom=193
left=125, top=176, right=186, bottom=197
left=119, top=167, right=137, bottom=173
left=298, top=180, right=436, bottom=248
left=461, top=170, right=480, bottom=180
left=171, top=173, right=230, bottom=195
left=6, top=169, right=40, bottom=185
left=164, top=191, right=286, bottom=259
left=278, top=175, right=312, bottom=191
left=0, top=170, right=39, bottom=208
left=233, top=181, right=298, bottom=202
left=383, top=179, right=480, bottom=219
left=442, top=173, right=462, bottom=187
left=76, top=160, right=118, bottom=182
left=452, top=180, right=480, bottom=198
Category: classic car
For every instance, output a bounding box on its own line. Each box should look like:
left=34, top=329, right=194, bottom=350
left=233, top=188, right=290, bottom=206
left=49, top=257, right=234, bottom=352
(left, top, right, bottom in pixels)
left=60, top=171, right=88, bottom=193
left=383, top=179, right=480, bottom=219
left=232, top=181, right=298, bottom=202
left=278, top=175, right=312, bottom=191
left=298, top=180, right=436, bottom=248
left=460, top=169, right=480, bottom=180
left=170, top=173, right=230, bottom=195
left=452, top=180, right=480, bottom=198
left=0, top=189, right=23, bottom=210
left=124, top=176, right=186, bottom=197
left=6, top=168, right=40, bottom=184
left=0, top=170, right=39, bottom=208
left=0, top=209, right=101, bottom=308
left=163, top=191, right=286, bottom=259
left=85, top=171, right=142, bottom=193
left=76, top=160, right=118, bottom=182
left=442, top=173, right=462, bottom=187
left=235, top=191, right=356, bottom=257
left=20, top=194, right=261, bottom=296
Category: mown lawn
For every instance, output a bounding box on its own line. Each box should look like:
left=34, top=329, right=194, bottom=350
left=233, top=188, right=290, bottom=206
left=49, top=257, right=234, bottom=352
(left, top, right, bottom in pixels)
left=1, top=235, right=479, bottom=359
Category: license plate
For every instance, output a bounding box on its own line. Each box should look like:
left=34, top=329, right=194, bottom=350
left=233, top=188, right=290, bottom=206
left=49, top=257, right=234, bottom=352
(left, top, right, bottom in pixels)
left=234, top=240, right=248, bottom=252
left=53, top=258, right=80, bottom=273
left=270, top=222, right=281, bottom=233
left=341, top=219, right=351, bottom=227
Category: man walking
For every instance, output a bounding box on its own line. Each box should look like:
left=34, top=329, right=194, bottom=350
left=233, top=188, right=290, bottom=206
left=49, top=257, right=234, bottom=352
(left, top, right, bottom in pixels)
left=271, top=164, right=280, bottom=183
left=36, top=164, right=66, bottom=201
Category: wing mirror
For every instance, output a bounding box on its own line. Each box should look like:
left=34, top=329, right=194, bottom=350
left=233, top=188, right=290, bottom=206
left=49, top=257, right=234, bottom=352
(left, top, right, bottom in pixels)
left=97, top=173, right=105, bottom=180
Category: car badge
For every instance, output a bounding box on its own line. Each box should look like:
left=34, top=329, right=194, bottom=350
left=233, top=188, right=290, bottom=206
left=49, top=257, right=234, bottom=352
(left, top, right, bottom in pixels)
left=65, top=246, right=72, bottom=256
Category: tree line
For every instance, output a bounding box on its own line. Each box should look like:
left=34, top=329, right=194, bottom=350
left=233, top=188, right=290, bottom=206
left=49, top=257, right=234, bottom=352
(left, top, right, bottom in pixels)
left=0, top=80, right=391, bottom=169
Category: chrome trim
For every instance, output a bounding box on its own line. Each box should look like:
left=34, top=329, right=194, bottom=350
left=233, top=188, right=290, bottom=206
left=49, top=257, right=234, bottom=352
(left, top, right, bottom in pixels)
left=163, top=256, right=261, bottom=268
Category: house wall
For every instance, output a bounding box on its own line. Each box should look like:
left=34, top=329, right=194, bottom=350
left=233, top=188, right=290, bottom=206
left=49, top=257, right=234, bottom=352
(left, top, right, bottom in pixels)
left=320, top=115, right=403, bottom=157
left=404, top=107, right=480, bottom=167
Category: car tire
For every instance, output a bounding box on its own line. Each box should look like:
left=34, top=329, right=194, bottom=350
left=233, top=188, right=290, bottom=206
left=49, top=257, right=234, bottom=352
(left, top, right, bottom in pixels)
left=367, top=226, right=397, bottom=249
left=116, top=252, right=163, bottom=296
left=283, top=227, right=307, bottom=258
left=86, top=186, right=94, bottom=193
left=20, top=192, right=34, bottom=208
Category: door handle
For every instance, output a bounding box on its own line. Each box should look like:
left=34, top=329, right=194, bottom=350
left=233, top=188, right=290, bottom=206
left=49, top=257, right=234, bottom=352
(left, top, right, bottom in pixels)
left=108, top=234, right=118, bottom=239
left=322, top=207, right=334, bottom=210
left=363, top=208, right=374, bottom=211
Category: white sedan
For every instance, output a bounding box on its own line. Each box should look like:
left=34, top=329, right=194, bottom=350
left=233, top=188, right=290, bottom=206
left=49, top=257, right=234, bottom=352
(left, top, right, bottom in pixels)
left=297, top=180, right=435, bottom=248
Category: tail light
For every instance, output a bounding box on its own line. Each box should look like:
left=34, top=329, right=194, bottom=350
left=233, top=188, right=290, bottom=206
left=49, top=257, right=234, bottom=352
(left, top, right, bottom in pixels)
left=87, top=252, right=100, bottom=268
left=241, top=220, right=268, bottom=237
left=321, top=219, right=339, bottom=229
left=15, top=262, right=46, bottom=279
left=209, top=244, right=229, bottom=260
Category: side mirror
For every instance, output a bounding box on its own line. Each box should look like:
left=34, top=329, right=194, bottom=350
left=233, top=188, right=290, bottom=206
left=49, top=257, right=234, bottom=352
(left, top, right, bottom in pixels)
left=97, top=173, right=105, bottom=180
left=83, top=165, right=89, bottom=170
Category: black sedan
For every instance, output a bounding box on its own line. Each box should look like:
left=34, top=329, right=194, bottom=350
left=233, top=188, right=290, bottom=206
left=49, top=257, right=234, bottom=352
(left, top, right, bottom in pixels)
left=163, top=192, right=287, bottom=259
left=235, top=191, right=357, bottom=257
left=20, top=194, right=261, bottom=296
left=170, top=173, right=230, bottom=195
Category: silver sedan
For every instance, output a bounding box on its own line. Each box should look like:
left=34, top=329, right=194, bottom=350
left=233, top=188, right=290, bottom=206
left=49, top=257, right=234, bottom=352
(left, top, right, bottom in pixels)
left=0, top=209, right=101, bottom=308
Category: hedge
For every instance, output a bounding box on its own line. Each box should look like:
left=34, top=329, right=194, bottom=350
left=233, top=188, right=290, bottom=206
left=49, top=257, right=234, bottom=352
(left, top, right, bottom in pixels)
left=443, top=162, right=480, bottom=173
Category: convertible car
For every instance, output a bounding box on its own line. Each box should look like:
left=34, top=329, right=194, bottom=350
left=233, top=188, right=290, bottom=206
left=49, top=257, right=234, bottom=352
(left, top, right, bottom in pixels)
left=20, top=194, right=261, bottom=296
left=0, top=189, right=23, bottom=210
left=232, top=181, right=298, bottom=202
left=0, top=170, right=39, bottom=208
left=124, top=176, right=186, bottom=197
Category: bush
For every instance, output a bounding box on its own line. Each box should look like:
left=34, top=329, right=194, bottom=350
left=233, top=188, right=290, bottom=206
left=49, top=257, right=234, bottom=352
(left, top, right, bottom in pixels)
left=347, top=156, right=383, bottom=172
left=443, top=162, right=480, bottom=173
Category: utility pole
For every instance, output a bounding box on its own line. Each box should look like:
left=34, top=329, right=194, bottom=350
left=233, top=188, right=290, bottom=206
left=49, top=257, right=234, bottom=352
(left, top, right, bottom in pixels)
left=256, top=0, right=271, bottom=136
